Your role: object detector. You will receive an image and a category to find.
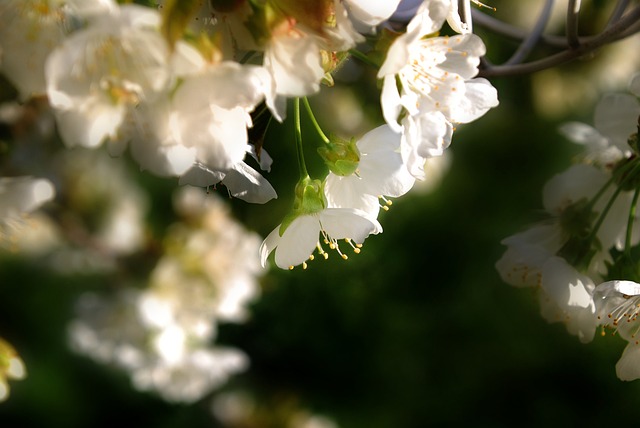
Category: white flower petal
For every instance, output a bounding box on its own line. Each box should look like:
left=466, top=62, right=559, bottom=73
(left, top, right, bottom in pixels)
left=616, top=344, right=640, bottom=381
left=319, top=208, right=381, bottom=243
left=222, top=162, right=277, bottom=204
left=275, top=216, right=321, bottom=269
left=594, top=93, right=640, bottom=151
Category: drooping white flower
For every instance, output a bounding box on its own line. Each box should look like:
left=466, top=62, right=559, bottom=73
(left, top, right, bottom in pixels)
left=261, top=208, right=381, bottom=269
left=45, top=4, right=171, bottom=148
left=324, top=125, right=415, bottom=216
left=260, top=177, right=381, bottom=269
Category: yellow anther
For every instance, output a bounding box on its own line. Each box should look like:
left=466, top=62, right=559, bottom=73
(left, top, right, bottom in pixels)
left=382, top=205, right=389, bottom=211
left=309, top=254, right=315, bottom=261
left=289, top=266, right=294, bottom=270
left=302, top=262, right=308, bottom=270
left=354, top=248, right=361, bottom=254
left=341, top=254, right=348, bottom=260
left=323, top=253, right=329, bottom=260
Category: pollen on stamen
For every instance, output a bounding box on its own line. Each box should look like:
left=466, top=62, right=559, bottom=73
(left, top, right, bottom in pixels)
left=302, top=262, right=308, bottom=270
left=289, top=265, right=294, bottom=270
left=345, top=239, right=362, bottom=254
left=309, top=254, right=315, bottom=261
left=341, top=254, right=348, bottom=260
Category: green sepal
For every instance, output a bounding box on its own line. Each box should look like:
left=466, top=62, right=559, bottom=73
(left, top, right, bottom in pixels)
left=279, top=176, right=326, bottom=236
left=317, top=135, right=360, bottom=176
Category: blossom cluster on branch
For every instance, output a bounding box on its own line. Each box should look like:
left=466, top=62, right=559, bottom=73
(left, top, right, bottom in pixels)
left=2, top=0, right=640, bottom=411
left=497, top=74, right=640, bottom=380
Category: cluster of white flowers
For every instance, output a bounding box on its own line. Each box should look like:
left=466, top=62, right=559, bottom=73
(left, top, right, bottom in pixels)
left=68, top=187, right=262, bottom=403
left=0, top=0, right=498, bottom=271
left=0, top=0, right=500, bottom=403
left=496, top=73, right=640, bottom=380
left=260, top=0, right=498, bottom=269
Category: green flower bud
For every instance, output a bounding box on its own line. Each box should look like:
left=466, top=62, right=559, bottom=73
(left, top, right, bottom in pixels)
left=317, top=135, right=360, bottom=177
left=279, top=177, right=326, bottom=235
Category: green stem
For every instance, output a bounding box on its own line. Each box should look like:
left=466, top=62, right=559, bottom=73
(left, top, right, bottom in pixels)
left=585, top=175, right=615, bottom=212
left=625, top=187, right=640, bottom=255
left=294, top=98, right=308, bottom=179
left=587, top=185, right=623, bottom=246
left=348, top=49, right=379, bottom=69
left=239, top=50, right=256, bottom=64
left=302, top=97, right=330, bottom=144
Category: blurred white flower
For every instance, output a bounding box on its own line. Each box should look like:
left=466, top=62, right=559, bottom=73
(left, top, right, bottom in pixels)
left=0, top=176, right=55, bottom=246
left=0, top=337, right=27, bottom=403
left=69, top=187, right=263, bottom=402
left=0, top=0, right=67, bottom=98
left=45, top=3, right=171, bottom=148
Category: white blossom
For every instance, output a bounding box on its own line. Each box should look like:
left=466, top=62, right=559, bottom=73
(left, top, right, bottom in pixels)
left=324, top=125, right=415, bottom=216
left=45, top=4, right=171, bottom=148
left=538, top=256, right=597, bottom=343
left=260, top=208, right=381, bottom=270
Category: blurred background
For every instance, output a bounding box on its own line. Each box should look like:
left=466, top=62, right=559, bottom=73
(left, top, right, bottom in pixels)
left=2, top=1, right=640, bottom=427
